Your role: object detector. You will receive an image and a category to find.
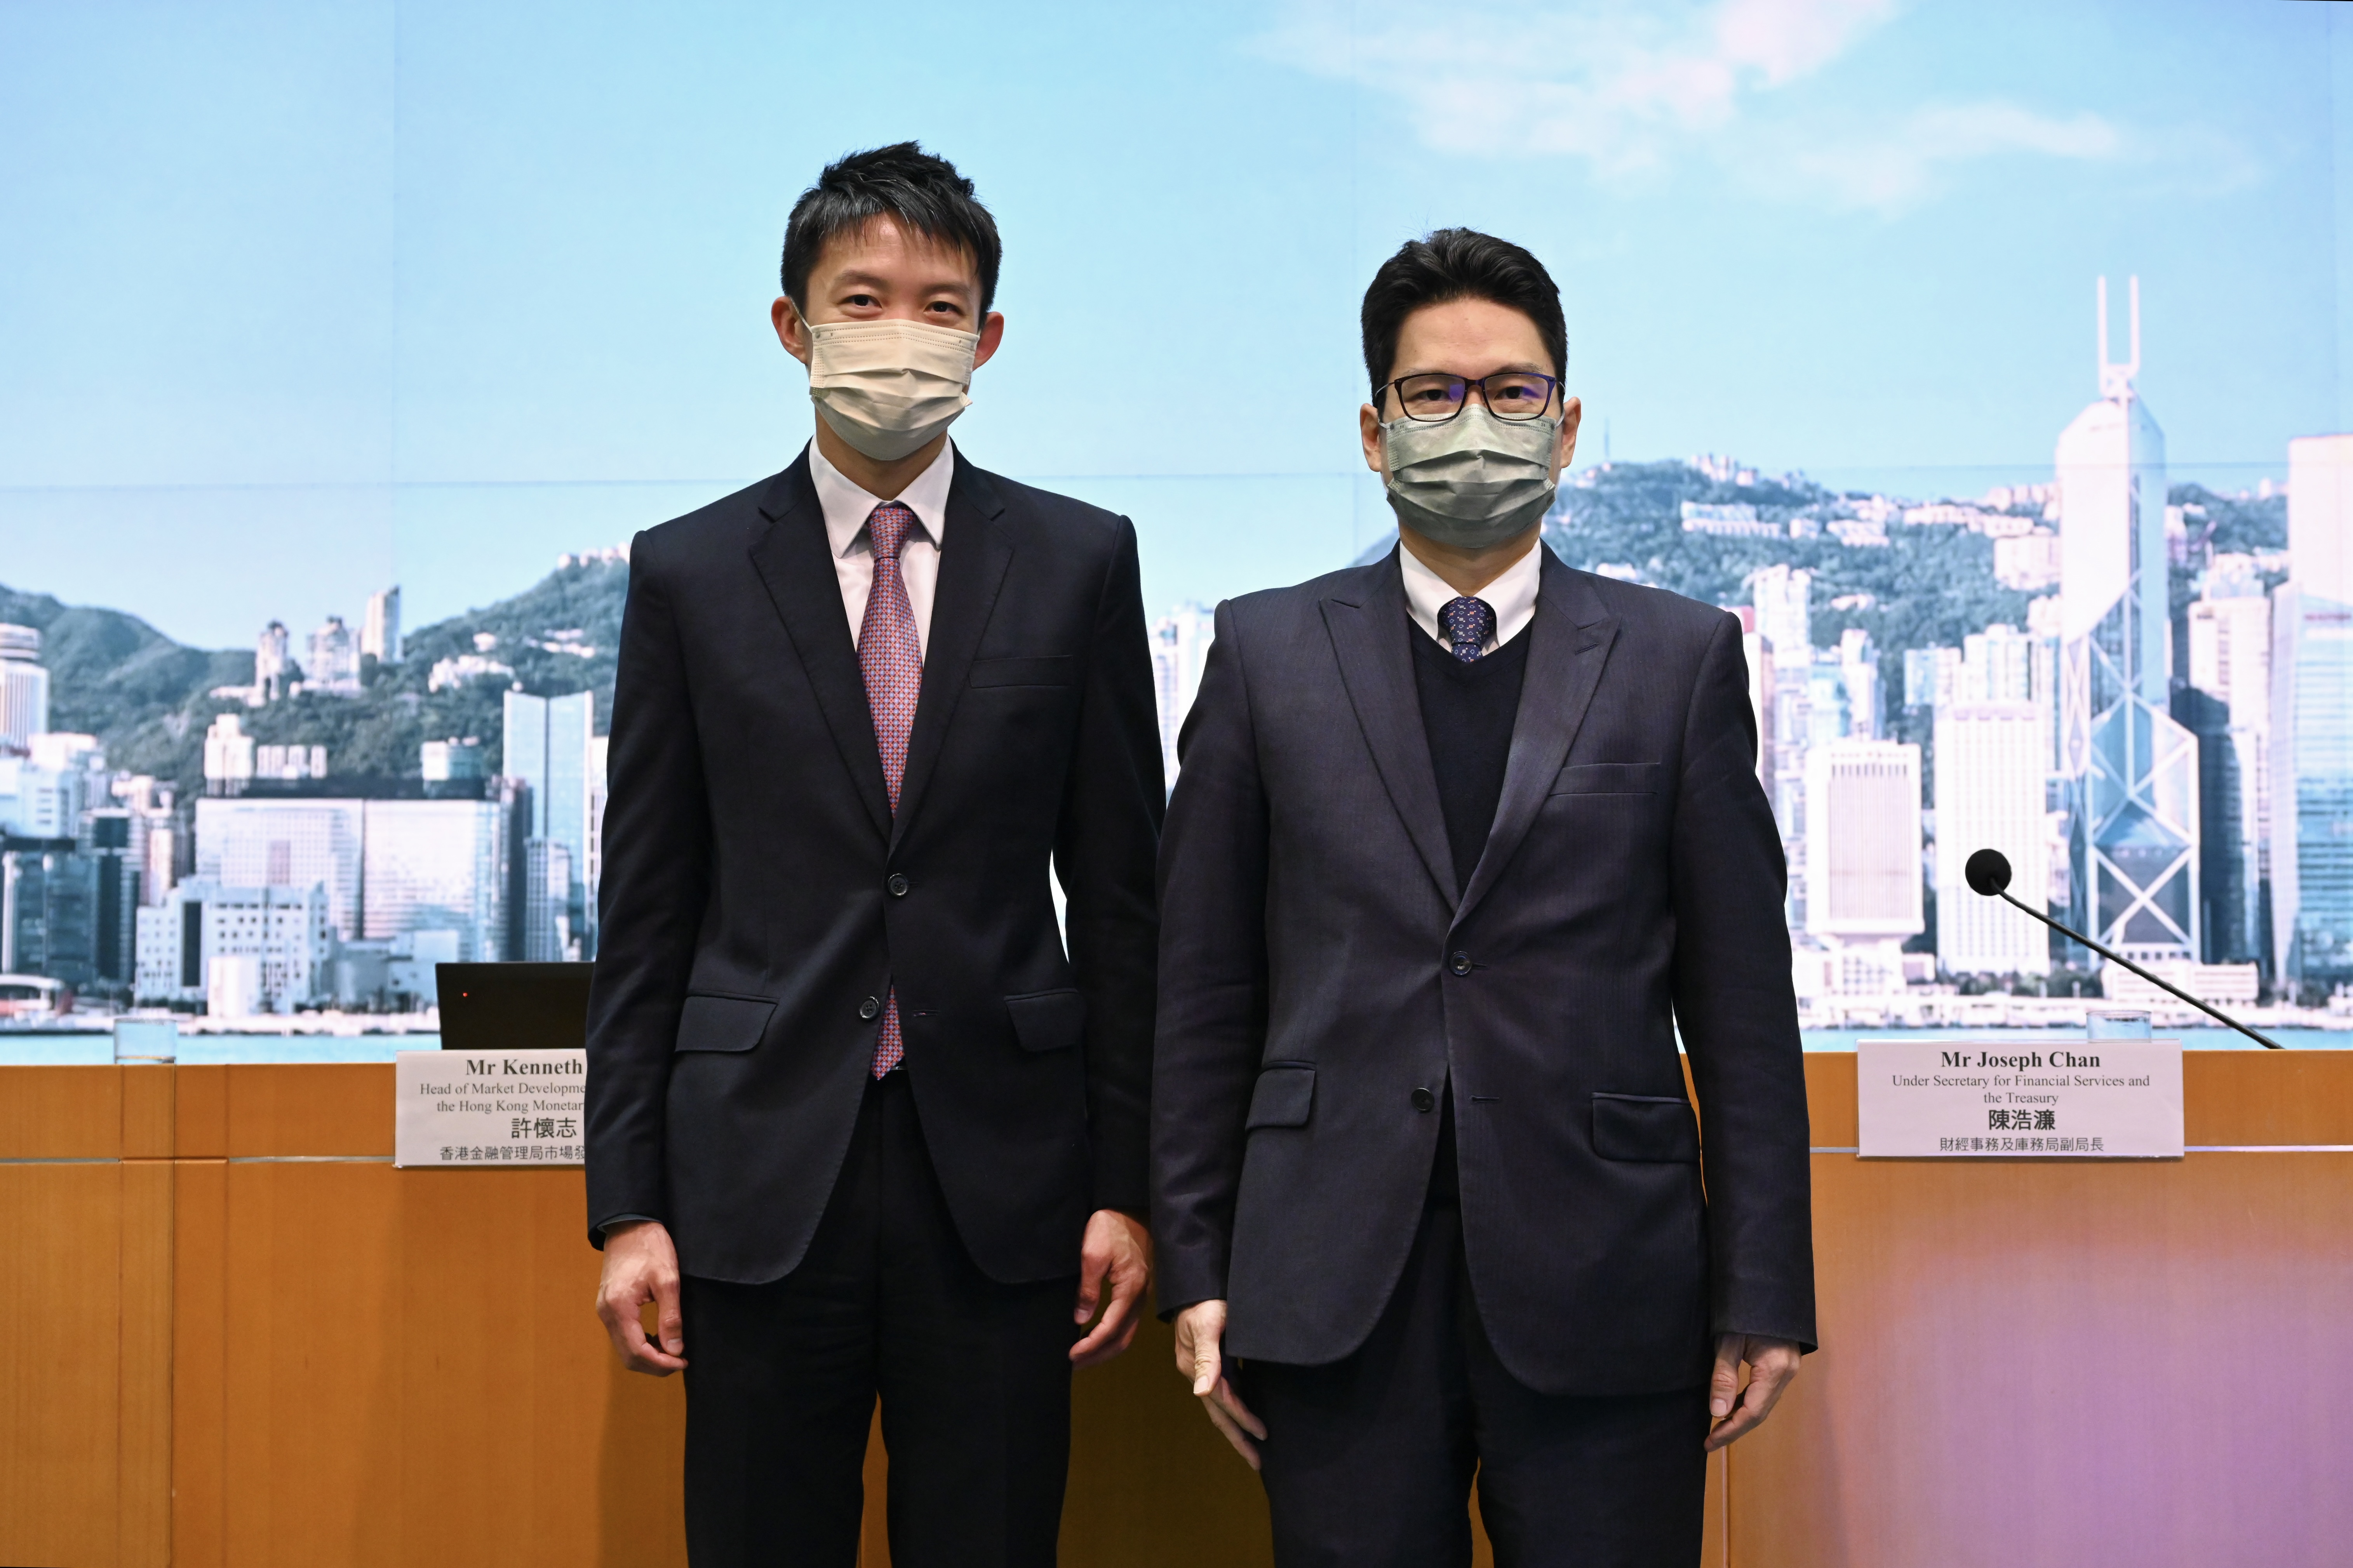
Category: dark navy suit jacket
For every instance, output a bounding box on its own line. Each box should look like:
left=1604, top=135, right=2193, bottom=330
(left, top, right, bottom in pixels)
left=1151, top=545, right=1815, bottom=1394
left=585, top=448, right=1163, bottom=1285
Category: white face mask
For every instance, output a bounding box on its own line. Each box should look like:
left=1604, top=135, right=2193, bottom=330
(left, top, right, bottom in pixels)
left=1379, top=405, right=1562, bottom=549
left=804, top=316, right=982, bottom=462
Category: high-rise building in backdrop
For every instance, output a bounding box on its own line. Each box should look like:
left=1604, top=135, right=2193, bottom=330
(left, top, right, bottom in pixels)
left=2, top=848, right=99, bottom=987
left=0, top=625, right=50, bottom=752
left=2185, top=568, right=2271, bottom=967
left=0, top=734, right=103, bottom=841
left=522, top=839, right=573, bottom=962
left=1750, top=565, right=1811, bottom=659
left=2055, top=276, right=2199, bottom=966
left=587, top=734, right=608, bottom=922
left=1149, top=603, right=1217, bottom=787
left=0, top=758, right=75, bottom=839
left=421, top=738, right=486, bottom=783
left=1807, top=630, right=1881, bottom=744
left=254, top=621, right=291, bottom=703
left=2272, top=433, right=2353, bottom=991
left=503, top=690, right=596, bottom=958
left=305, top=616, right=361, bottom=694
left=79, top=809, right=141, bottom=989
left=193, top=796, right=366, bottom=939
left=363, top=587, right=402, bottom=664
left=191, top=790, right=513, bottom=965
left=1804, top=739, right=1924, bottom=994
left=201, top=714, right=256, bottom=793
left=1935, top=702, right=2051, bottom=976
left=361, top=798, right=511, bottom=962
left=133, top=880, right=334, bottom=1012
left=254, top=744, right=328, bottom=783
left=1911, top=621, right=2059, bottom=768
left=1732, top=606, right=1772, bottom=791
left=1749, top=566, right=1814, bottom=918
left=1953, top=624, right=2035, bottom=706
left=1994, top=528, right=2063, bottom=592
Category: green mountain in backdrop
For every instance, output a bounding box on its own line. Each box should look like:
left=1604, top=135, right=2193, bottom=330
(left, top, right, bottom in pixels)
left=1537, top=466, right=2285, bottom=760
left=1, top=467, right=2287, bottom=805
left=0, top=555, right=629, bottom=801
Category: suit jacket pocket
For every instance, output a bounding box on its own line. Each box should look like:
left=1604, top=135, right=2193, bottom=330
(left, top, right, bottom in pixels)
left=970, top=655, right=1077, bottom=688
left=1005, top=988, right=1086, bottom=1052
left=674, top=993, right=776, bottom=1053
left=1245, top=1062, right=1315, bottom=1130
left=1549, top=761, right=1661, bottom=796
left=1592, top=1092, right=1700, bottom=1162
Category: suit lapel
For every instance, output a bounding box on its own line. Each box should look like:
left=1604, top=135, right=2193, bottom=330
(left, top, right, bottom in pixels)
left=1453, top=551, right=1620, bottom=930
left=891, top=462, right=1013, bottom=852
left=747, top=454, right=893, bottom=840
left=1322, top=551, right=1458, bottom=906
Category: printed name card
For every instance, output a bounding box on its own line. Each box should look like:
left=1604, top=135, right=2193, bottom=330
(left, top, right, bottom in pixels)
left=1856, top=1039, right=2183, bottom=1159
left=395, top=1049, right=588, bottom=1168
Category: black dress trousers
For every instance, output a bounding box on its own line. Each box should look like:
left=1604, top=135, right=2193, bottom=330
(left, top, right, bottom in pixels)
left=1241, top=1195, right=1709, bottom=1568
left=680, top=1072, right=1079, bottom=1568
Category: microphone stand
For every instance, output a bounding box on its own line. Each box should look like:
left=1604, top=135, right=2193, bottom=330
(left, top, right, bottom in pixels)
left=1982, top=888, right=2284, bottom=1050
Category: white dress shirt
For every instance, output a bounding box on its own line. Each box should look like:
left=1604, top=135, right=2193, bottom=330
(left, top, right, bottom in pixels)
left=1398, top=536, right=1542, bottom=655
left=809, top=438, right=956, bottom=655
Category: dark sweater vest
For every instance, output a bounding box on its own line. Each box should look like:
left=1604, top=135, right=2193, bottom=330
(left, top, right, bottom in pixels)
left=1409, top=619, right=1530, bottom=1202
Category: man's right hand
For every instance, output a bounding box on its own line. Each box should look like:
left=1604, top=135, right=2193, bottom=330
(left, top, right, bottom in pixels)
left=595, top=1219, right=688, bottom=1376
left=1172, top=1299, right=1265, bottom=1470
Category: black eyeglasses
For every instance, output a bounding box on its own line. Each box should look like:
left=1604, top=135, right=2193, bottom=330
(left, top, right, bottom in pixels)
left=1382, top=371, right=1562, bottom=423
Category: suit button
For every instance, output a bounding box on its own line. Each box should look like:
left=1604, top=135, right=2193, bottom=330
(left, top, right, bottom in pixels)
left=1411, top=1086, right=1436, bottom=1113
left=886, top=873, right=910, bottom=897
left=858, top=996, right=881, bottom=1020
left=1449, top=952, right=1473, bottom=977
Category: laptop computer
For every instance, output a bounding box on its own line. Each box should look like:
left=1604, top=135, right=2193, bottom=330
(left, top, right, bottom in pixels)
left=436, top=962, right=596, bottom=1053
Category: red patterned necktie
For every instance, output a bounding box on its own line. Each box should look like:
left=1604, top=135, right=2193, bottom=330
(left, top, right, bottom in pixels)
left=859, top=502, right=924, bottom=1076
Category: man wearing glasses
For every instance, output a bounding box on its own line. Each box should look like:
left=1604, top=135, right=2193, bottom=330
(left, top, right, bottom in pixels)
left=1151, top=229, right=1816, bottom=1566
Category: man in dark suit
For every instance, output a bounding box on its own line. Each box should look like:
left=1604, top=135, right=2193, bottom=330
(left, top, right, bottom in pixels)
left=1151, top=230, right=1816, bottom=1567
left=585, top=143, right=1163, bottom=1568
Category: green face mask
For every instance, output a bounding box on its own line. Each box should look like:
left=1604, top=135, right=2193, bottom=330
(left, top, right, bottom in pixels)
left=1379, top=405, right=1561, bottom=549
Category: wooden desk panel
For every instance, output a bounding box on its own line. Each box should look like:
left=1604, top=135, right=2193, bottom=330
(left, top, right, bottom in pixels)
left=120, top=1156, right=174, bottom=1568
left=1742, top=1052, right=2353, bottom=1568
left=1804, top=1053, right=1859, bottom=1147
left=390, top=1169, right=684, bottom=1568
left=1735, top=1149, right=2353, bottom=1567
left=0, top=1064, right=124, bottom=1157
left=0, top=1161, right=127, bottom=1568
left=2180, top=1048, right=2353, bottom=1143
left=173, top=1161, right=689, bottom=1568
left=4, top=1054, right=2345, bottom=1567
left=171, top=1062, right=394, bottom=1159
left=1059, top=1312, right=1273, bottom=1567
left=213, top=1160, right=400, bottom=1566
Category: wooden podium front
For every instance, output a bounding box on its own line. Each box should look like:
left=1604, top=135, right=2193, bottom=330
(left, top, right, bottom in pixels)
left=5, top=1052, right=2347, bottom=1568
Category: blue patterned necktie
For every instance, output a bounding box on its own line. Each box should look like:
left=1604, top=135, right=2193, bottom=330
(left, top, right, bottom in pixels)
left=1439, top=596, right=1496, bottom=662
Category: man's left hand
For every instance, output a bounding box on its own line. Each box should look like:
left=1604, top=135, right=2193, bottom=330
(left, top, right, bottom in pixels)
left=1070, top=1209, right=1151, bottom=1367
left=1704, top=1333, right=1801, bottom=1451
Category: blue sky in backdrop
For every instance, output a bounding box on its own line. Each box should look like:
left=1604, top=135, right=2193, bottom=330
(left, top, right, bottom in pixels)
left=2, top=0, right=2349, bottom=647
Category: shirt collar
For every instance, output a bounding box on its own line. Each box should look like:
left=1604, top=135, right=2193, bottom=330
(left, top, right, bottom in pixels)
left=808, top=438, right=956, bottom=558
left=1397, top=535, right=1543, bottom=651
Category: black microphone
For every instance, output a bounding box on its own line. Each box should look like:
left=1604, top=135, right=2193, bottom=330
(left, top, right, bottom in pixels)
left=1963, top=848, right=2282, bottom=1049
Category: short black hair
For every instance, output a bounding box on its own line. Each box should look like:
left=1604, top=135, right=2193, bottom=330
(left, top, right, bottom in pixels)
left=1360, top=229, right=1566, bottom=399
left=781, top=143, right=1002, bottom=315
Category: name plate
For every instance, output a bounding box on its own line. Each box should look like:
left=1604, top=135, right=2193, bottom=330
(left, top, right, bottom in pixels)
left=394, top=1049, right=587, bottom=1168
left=1856, top=1039, right=2183, bottom=1159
